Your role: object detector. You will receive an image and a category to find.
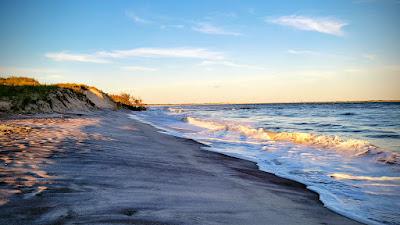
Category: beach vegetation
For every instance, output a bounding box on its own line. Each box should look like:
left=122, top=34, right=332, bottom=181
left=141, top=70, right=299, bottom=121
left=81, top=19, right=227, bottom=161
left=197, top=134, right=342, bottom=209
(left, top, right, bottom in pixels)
left=110, top=93, right=146, bottom=111
left=0, top=77, right=58, bottom=110
left=0, top=76, right=40, bottom=86
left=0, top=76, right=146, bottom=112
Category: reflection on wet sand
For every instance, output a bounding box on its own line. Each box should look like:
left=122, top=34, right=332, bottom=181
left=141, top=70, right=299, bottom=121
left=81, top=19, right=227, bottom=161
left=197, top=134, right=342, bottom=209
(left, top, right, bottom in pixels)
left=0, top=117, right=102, bottom=205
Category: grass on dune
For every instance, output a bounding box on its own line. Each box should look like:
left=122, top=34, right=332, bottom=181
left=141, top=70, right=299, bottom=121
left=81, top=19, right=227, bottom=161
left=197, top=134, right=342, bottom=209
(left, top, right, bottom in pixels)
left=0, top=76, right=146, bottom=111
left=0, top=77, right=60, bottom=108
left=0, top=77, right=83, bottom=104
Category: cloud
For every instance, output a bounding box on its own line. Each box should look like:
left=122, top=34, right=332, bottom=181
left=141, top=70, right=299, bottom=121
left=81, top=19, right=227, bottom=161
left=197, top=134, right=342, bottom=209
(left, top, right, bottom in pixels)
left=125, top=12, right=153, bottom=24
left=121, top=66, right=157, bottom=72
left=97, top=48, right=225, bottom=60
left=207, top=12, right=238, bottom=19
left=269, top=15, right=347, bottom=36
left=287, top=49, right=320, bottom=56
left=46, top=47, right=225, bottom=63
left=0, top=66, right=61, bottom=74
left=0, top=66, right=64, bottom=80
left=192, top=23, right=242, bottom=36
left=160, top=24, right=184, bottom=29
left=363, top=54, right=377, bottom=60
left=199, top=60, right=264, bottom=70
left=345, top=64, right=400, bottom=74
left=287, top=49, right=354, bottom=60
left=125, top=11, right=185, bottom=30
left=45, top=52, right=110, bottom=63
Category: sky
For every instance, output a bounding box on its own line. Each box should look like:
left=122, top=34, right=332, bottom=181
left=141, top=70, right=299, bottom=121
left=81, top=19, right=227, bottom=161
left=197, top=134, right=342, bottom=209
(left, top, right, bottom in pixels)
left=0, top=0, right=399, bottom=104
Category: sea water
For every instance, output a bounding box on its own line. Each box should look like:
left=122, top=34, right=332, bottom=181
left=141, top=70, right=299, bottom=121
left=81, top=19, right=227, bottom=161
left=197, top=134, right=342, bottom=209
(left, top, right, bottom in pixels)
left=130, top=102, right=400, bottom=225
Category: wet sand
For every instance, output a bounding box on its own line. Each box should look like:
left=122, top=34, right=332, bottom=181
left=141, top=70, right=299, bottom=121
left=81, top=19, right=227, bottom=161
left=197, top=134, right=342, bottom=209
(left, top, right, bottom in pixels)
left=0, top=111, right=362, bottom=225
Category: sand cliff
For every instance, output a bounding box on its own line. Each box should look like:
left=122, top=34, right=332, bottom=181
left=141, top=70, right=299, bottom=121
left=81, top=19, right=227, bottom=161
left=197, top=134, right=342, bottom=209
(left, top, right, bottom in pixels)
left=0, top=87, right=117, bottom=114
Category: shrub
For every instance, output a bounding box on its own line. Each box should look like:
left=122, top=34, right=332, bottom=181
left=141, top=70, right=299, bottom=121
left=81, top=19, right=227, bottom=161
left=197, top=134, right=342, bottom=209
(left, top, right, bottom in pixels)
left=55, top=83, right=89, bottom=93
left=110, top=93, right=146, bottom=111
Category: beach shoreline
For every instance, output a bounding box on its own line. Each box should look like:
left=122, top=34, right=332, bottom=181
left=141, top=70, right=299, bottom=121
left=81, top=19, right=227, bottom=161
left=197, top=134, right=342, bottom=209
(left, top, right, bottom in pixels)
left=0, top=110, right=362, bottom=225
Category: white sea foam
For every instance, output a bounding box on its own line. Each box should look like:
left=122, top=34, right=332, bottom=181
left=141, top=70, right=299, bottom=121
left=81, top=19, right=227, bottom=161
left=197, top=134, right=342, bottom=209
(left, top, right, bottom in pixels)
left=185, top=116, right=378, bottom=155
left=130, top=104, right=400, bottom=225
left=330, top=173, right=400, bottom=181
left=167, top=107, right=185, bottom=114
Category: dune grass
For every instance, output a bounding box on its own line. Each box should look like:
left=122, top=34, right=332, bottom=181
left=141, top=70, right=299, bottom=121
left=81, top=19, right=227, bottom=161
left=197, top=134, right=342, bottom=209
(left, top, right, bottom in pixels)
left=0, top=77, right=59, bottom=109
left=0, top=77, right=40, bottom=86
left=0, top=76, right=146, bottom=112
left=0, top=77, right=80, bottom=107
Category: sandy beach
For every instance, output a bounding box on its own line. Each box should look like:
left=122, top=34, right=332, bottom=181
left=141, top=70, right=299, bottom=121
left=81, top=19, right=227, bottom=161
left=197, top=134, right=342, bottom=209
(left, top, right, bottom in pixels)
left=0, top=110, right=362, bottom=225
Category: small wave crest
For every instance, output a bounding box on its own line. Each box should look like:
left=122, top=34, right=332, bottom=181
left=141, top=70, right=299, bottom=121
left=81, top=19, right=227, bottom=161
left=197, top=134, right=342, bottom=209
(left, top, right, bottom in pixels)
left=331, top=173, right=400, bottom=181
left=185, top=116, right=399, bottom=164
left=167, top=107, right=185, bottom=114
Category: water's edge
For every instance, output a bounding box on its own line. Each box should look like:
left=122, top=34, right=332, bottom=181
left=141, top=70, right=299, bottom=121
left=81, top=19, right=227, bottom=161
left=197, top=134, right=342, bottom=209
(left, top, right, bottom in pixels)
left=128, top=113, right=371, bottom=225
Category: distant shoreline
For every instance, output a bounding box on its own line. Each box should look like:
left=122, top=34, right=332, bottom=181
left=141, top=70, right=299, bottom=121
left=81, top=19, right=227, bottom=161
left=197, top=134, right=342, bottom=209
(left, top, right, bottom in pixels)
left=148, top=100, right=400, bottom=106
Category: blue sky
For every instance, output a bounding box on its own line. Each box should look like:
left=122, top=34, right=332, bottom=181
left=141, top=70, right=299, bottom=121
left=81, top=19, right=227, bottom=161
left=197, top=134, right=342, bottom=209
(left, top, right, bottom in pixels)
left=1, top=0, right=399, bottom=103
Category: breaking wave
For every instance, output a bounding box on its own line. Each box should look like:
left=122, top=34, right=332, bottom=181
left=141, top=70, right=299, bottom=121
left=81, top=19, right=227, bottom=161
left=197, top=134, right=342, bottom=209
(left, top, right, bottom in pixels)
left=167, top=107, right=185, bottom=114
left=134, top=103, right=400, bottom=225
left=331, top=173, right=400, bottom=181
left=185, top=116, right=399, bottom=164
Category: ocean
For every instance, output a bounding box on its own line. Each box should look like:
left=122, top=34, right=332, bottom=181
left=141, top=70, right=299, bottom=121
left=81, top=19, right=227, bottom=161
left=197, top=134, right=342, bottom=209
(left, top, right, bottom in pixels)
left=130, top=102, right=400, bottom=225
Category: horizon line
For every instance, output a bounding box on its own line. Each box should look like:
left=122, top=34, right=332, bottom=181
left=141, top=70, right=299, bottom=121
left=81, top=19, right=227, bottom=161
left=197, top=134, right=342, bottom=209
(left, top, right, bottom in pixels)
left=147, top=99, right=400, bottom=106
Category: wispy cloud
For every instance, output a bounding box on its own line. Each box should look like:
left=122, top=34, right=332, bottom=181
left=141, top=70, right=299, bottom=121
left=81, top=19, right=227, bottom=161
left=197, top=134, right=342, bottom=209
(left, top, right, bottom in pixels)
left=345, top=64, right=400, bottom=74
left=363, top=54, right=377, bottom=60
left=121, top=66, right=157, bottom=72
left=287, top=49, right=354, bottom=60
left=97, top=48, right=225, bottom=60
left=192, top=23, right=242, bottom=36
left=46, top=47, right=225, bottom=63
left=199, top=60, right=264, bottom=70
left=0, top=66, right=64, bottom=80
left=0, top=66, right=61, bottom=74
left=125, top=11, right=153, bottom=24
left=125, top=11, right=186, bottom=30
left=269, top=15, right=347, bottom=36
left=160, top=24, right=184, bottom=29
left=45, top=52, right=110, bottom=63
left=207, top=12, right=238, bottom=19
left=287, top=49, right=321, bottom=56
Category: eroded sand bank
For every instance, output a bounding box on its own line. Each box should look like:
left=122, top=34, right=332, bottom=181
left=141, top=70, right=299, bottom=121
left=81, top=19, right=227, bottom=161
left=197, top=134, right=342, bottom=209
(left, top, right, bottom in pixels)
left=0, top=111, right=362, bottom=225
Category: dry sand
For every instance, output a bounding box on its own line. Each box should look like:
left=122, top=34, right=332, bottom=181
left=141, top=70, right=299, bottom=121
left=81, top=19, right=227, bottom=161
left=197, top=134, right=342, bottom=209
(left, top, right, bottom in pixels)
left=0, top=111, right=362, bottom=225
